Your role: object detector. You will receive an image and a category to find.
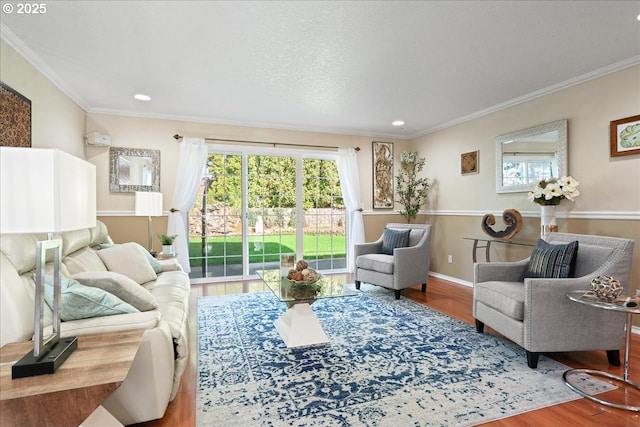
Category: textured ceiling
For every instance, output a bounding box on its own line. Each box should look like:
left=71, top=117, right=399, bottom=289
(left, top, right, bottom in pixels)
left=1, top=1, right=639, bottom=138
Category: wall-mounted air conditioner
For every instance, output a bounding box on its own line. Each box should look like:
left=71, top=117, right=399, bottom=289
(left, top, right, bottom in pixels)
left=84, top=132, right=111, bottom=146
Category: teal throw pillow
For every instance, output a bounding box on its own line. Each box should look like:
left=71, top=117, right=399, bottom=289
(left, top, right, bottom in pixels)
left=381, top=228, right=411, bottom=255
left=524, top=239, right=579, bottom=279
left=42, top=275, right=139, bottom=321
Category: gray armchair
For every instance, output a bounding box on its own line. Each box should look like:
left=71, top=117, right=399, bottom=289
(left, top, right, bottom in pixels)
left=473, top=232, right=634, bottom=368
left=354, top=223, right=432, bottom=299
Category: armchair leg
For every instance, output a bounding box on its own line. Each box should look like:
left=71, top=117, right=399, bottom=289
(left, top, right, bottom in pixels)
left=421, top=283, right=427, bottom=292
left=475, top=319, right=484, bottom=333
left=355, top=280, right=361, bottom=290
left=394, top=290, right=401, bottom=300
left=526, top=351, right=540, bottom=369
left=606, top=349, right=621, bottom=366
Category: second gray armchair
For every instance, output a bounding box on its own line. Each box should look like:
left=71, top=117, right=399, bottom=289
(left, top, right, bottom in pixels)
left=473, top=232, right=634, bottom=368
left=354, top=223, right=432, bottom=299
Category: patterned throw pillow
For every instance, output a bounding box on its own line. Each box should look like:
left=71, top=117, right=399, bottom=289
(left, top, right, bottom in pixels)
left=381, top=228, right=411, bottom=255
left=524, top=239, right=579, bottom=279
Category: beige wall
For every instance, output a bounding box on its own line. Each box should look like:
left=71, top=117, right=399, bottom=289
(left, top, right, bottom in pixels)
left=0, top=40, right=86, bottom=157
left=86, top=113, right=408, bottom=215
left=3, top=38, right=639, bottom=296
left=411, top=65, right=640, bottom=291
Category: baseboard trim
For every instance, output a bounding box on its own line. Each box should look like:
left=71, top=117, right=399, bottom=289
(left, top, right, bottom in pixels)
left=429, top=271, right=473, bottom=288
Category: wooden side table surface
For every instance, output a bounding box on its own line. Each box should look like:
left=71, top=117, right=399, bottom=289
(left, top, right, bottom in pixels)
left=1, top=329, right=144, bottom=426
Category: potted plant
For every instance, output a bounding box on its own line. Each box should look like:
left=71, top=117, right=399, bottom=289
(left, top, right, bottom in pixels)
left=158, top=234, right=178, bottom=255
left=395, top=151, right=430, bottom=223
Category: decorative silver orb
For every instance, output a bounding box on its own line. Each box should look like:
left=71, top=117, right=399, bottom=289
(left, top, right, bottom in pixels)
left=590, top=275, right=623, bottom=302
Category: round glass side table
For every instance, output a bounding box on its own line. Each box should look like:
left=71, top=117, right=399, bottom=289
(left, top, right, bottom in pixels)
left=564, top=290, right=640, bottom=411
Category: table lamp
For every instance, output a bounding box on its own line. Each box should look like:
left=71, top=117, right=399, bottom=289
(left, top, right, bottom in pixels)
left=134, top=191, right=163, bottom=255
left=0, top=147, right=96, bottom=378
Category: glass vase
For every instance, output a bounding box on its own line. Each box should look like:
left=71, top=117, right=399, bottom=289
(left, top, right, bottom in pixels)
left=540, top=205, right=558, bottom=239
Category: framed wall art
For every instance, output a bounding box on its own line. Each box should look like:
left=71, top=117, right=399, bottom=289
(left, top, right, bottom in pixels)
left=372, top=141, right=394, bottom=209
left=461, top=150, right=479, bottom=175
left=0, top=82, right=31, bottom=147
left=610, top=115, right=640, bottom=157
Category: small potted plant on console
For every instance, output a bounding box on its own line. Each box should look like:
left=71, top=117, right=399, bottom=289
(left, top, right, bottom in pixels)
left=158, top=234, right=178, bottom=256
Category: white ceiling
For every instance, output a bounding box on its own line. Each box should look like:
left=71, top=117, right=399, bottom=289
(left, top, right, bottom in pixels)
left=1, top=1, right=639, bottom=139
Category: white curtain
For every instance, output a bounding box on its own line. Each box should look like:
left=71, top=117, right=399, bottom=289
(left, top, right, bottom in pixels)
left=337, top=147, right=364, bottom=273
left=167, top=137, right=208, bottom=273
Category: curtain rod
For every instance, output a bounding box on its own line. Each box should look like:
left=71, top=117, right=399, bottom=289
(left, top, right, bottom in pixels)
left=173, top=134, right=360, bottom=152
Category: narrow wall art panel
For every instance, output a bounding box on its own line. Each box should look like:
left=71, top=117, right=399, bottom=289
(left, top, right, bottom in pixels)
left=372, top=141, right=394, bottom=209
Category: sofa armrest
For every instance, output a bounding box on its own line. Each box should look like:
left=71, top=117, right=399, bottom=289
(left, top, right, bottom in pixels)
left=474, top=259, right=529, bottom=284
left=50, top=310, right=161, bottom=338
left=354, top=240, right=383, bottom=258
left=524, top=276, right=626, bottom=352
left=158, top=258, right=182, bottom=272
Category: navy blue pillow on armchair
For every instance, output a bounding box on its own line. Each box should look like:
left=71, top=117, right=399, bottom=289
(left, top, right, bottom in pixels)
left=381, top=228, right=411, bottom=255
left=524, top=239, right=579, bottom=279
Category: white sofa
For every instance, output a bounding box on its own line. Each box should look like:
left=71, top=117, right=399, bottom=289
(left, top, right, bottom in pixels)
left=0, top=220, right=190, bottom=425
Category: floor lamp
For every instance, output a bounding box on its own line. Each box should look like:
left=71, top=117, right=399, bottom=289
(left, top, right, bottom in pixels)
left=135, top=191, right=163, bottom=256
left=0, top=147, right=96, bottom=378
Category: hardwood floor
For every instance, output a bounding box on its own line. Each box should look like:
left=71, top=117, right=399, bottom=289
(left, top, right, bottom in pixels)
left=135, top=275, right=640, bottom=427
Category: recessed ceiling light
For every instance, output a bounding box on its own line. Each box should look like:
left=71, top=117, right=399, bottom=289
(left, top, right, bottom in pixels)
left=637, top=13, right=640, bottom=21
left=134, top=94, right=151, bottom=101
left=392, top=120, right=405, bottom=127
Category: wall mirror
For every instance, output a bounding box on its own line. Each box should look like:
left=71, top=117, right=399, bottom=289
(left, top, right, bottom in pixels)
left=109, top=147, right=160, bottom=192
left=495, top=119, right=567, bottom=193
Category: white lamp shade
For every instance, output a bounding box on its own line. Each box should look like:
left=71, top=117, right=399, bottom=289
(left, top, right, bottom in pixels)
left=135, top=191, right=163, bottom=216
left=0, top=147, right=97, bottom=233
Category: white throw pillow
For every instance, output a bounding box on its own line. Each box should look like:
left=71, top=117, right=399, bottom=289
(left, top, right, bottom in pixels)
left=96, top=242, right=158, bottom=285
left=72, top=271, right=158, bottom=312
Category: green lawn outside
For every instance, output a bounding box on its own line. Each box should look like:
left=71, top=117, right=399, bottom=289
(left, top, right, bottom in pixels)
left=188, top=234, right=346, bottom=266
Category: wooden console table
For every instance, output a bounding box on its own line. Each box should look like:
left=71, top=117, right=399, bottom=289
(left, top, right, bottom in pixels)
left=1, top=329, right=144, bottom=427
left=463, top=237, right=535, bottom=263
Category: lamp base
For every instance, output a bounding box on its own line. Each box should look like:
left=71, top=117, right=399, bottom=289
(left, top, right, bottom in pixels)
left=11, top=336, right=78, bottom=379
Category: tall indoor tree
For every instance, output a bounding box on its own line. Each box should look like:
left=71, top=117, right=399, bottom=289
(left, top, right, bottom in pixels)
left=395, top=151, right=430, bottom=223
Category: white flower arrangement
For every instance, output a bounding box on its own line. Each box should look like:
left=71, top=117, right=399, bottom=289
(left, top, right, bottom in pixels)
left=527, top=176, right=580, bottom=206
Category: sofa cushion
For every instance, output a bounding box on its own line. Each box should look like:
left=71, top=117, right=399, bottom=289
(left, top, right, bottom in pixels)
left=100, top=242, right=163, bottom=274
left=43, top=276, right=138, bottom=321
left=381, top=228, right=410, bottom=255
left=96, top=243, right=158, bottom=284
left=63, top=247, right=108, bottom=275
left=355, top=253, right=394, bottom=274
left=474, top=281, right=525, bottom=320
left=72, top=271, right=159, bottom=311
left=524, top=239, right=579, bottom=279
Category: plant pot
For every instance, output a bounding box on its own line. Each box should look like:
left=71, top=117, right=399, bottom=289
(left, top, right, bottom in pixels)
left=162, top=244, right=175, bottom=256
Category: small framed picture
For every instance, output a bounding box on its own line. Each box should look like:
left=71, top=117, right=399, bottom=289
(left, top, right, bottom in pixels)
left=610, top=115, right=640, bottom=157
left=461, top=150, right=479, bottom=175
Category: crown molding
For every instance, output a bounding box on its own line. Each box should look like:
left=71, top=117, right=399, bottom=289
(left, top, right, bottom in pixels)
left=3, top=19, right=638, bottom=141
left=0, top=23, right=88, bottom=110
left=87, top=108, right=411, bottom=140
left=408, top=55, right=640, bottom=139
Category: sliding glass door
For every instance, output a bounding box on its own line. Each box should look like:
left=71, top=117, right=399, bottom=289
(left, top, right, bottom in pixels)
left=188, top=149, right=346, bottom=280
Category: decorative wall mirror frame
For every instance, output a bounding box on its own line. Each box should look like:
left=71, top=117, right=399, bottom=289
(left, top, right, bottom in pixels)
left=109, top=147, right=160, bottom=193
left=495, top=119, right=567, bottom=194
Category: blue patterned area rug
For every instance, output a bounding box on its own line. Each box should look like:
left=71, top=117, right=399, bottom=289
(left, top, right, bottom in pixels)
left=197, top=285, right=612, bottom=426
